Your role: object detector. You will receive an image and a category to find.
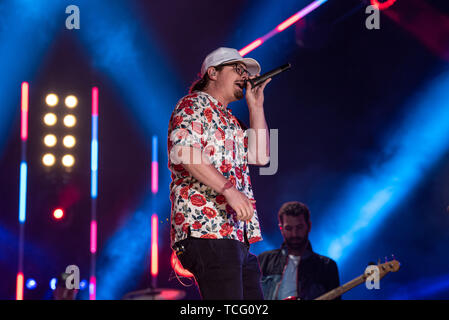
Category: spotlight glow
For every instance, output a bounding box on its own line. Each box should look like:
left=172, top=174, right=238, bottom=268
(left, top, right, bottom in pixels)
left=63, top=115, right=76, bottom=127
left=46, top=93, right=59, bottom=107
left=63, top=135, right=76, bottom=148
left=26, top=278, right=37, bottom=290
left=65, top=95, right=78, bottom=108
left=42, top=153, right=56, bottom=167
left=50, top=278, right=57, bottom=291
left=80, top=279, right=88, bottom=290
left=44, top=134, right=57, bottom=147
left=53, top=208, right=64, bottom=220
left=62, top=154, right=75, bottom=167
left=43, top=113, right=57, bottom=126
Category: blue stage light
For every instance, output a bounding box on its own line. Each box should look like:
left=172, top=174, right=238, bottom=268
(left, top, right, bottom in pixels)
left=79, top=279, right=88, bottom=290
left=25, top=278, right=37, bottom=290
left=49, top=278, right=57, bottom=291
left=0, top=1, right=63, bottom=156
left=313, top=71, right=449, bottom=266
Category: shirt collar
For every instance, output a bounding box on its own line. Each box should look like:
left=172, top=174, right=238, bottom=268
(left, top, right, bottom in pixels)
left=197, top=91, right=228, bottom=111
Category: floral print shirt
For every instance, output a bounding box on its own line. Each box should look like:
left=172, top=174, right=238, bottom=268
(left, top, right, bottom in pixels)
left=167, top=91, right=262, bottom=248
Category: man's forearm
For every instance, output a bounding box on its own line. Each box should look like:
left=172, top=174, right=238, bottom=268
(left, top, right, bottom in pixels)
left=182, top=162, right=229, bottom=193
left=175, top=146, right=228, bottom=193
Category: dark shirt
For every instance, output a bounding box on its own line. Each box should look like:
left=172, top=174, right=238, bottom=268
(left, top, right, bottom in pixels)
left=258, top=242, right=341, bottom=300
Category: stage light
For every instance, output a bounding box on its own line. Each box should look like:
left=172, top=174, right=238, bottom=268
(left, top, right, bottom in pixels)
left=50, top=278, right=57, bottom=291
left=239, top=39, right=263, bottom=57
left=46, top=93, right=59, bottom=107
left=151, top=135, right=158, bottom=194
left=80, top=280, right=88, bottom=290
left=239, top=0, right=328, bottom=56
left=16, top=273, right=24, bottom=300
left=62, top=154, right=75, bottom=167
left=89, top=276, right=96, bottom=300
left=65, top=95, right=78, bottom=108
left=63, top=115, right=76, bottom=127
left=21, top=82, right=29, bottom=141
left=90, top=220, right=97, bottom=254
left=151, top=214, right=158, bottom=278
left=370, top=0, right=397, bottom=10
left=43, top=113, right=57, bottom=126
left=43, top=134, right=57, bottom=147
left=53, top=208, right=64, bottom=220
left=42, top=153, right=56, bottom=167
left=19, top=162, right=27, bottom=224
left=26, top=278, right=37, bottom=290
left=63, top=135, right=76, bottom=148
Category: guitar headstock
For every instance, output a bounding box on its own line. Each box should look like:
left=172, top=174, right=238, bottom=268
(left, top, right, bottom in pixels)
left=368, top=255, right=400, bottom=279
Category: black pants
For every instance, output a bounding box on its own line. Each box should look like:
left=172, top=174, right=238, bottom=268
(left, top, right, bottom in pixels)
left=176, top=237, right=264, bottom=300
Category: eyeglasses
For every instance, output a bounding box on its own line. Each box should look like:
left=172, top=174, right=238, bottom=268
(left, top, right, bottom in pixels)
left=223, top=63, right=250, bottom=77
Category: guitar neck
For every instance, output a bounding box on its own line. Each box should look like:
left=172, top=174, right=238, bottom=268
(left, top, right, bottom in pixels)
left=314, top=259, right=399, bottom=300
left=315, top=274, right=366, bottom=300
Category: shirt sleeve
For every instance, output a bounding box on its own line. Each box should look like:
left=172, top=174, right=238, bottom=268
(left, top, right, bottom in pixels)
left=168, top=97, right=208, bottom=152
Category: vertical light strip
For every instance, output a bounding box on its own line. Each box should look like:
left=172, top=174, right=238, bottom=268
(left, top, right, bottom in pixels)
left=19, top=162, right=27, bottom=224
left=150, top=135, right=159, bottom=287
left=90, top=86, right=99, bottom=300
left=90, top=220, right=97, bottom=254
left=239, top=0, right=328, bottom=56
left=21, top=82, right=28, bottom=141
left=151, top=135, right=158, bottom=194
left=17, top=82, right=28, bottom=300
left=89, top=276, right=96, bottom=300
left=151, top=214, right=158, bottom=278
left=16, top=273, right=24, bottom=300
left=91, top=87, right=99, bottom=199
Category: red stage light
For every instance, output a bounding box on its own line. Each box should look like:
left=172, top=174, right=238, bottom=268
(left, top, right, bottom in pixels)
left=16, top=273, right=24, bottom=300
left=370, top=0, right=397, bottom=11
left=53, top=208, right=64, bottom=220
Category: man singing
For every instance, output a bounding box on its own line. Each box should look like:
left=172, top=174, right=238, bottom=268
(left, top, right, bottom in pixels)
left=167, top=47, right=271, bottom=300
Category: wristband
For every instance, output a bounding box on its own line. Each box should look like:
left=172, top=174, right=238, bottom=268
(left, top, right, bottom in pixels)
left=221, top=181, right=233, bottom=193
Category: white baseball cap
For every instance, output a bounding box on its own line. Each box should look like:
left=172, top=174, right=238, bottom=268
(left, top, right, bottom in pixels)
left=200, top=47, right=261, bottom=77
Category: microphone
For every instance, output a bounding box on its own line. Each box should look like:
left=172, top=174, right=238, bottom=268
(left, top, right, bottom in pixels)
left=246, top=63, right=292, bottom=88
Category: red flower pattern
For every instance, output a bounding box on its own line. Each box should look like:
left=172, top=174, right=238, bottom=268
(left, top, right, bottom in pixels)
left=219, top=223, right=233, bottom=237
left=191, top=194, right=206, bottom=207
left=174, top=213, right=185, bottom=225
left=202, top=207, right=217, bottom=219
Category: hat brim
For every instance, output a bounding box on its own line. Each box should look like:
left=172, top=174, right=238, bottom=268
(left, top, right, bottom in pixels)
left=219, top=57, right=261, bottom=76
